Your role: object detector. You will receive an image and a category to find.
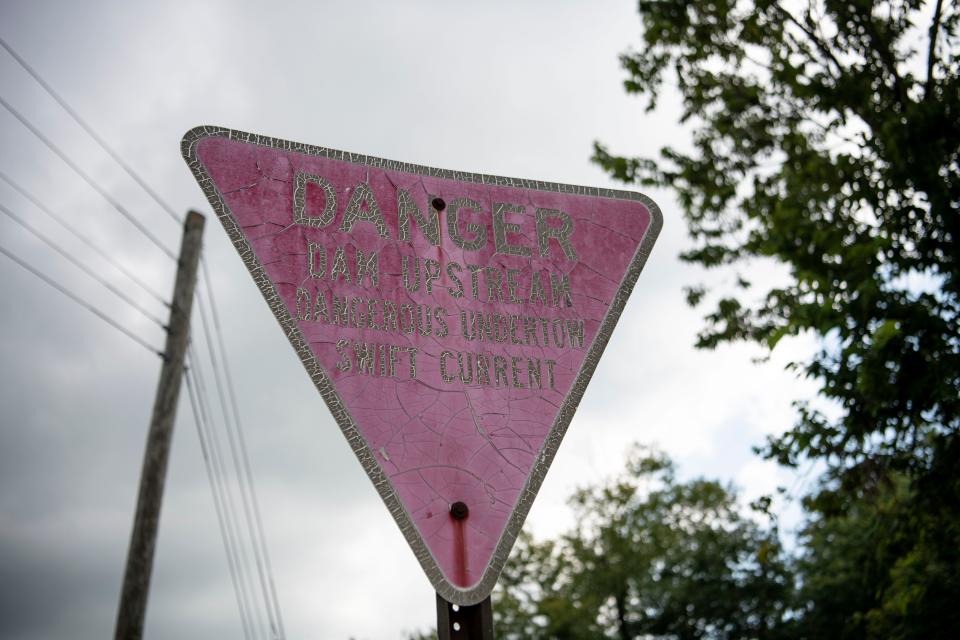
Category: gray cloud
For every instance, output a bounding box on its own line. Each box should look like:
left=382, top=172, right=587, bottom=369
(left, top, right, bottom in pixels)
left=0, top=1, right=811, bottom=638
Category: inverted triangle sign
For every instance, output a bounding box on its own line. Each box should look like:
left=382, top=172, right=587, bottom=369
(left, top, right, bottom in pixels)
left=181, top=126, right=662, bottom=605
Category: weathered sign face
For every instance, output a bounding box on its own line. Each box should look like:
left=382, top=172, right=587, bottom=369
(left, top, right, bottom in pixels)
left=181, top=126, right=662, bottom=605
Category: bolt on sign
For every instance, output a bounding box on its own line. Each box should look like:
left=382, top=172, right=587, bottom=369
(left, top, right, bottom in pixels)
left=181, top=126, right=662, bottom=605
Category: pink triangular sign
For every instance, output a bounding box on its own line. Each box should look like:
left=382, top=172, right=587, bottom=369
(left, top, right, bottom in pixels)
left=182, top=126, right=662, bottom=604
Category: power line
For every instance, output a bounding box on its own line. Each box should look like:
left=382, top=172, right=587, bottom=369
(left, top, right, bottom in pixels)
left=0, top=170, right=169, bottom=306
left=201, top=262, right=286, bottom=640
left=0, top=36, right=183, bottom=226
left=0, top=242, right=162, bottom=357
left=188, top=342, right=268, bottom=640
left=0, top=200, right=167, bottom=329
left=0, top=94, right=177, bottom=260
left=188, top=345, right=261, bottom=639
left=0, top=40, right=283, bottom=634
left=194, top=288, right=279, bottom=639
left=184, top=362, right=256, bottom=640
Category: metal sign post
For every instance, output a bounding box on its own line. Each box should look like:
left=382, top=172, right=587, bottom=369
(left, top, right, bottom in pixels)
left=437, top=593, right=494, bottom=640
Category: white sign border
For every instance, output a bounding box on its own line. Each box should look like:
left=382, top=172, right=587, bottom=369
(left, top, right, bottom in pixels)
left=181, top=125, right=663, bottom=605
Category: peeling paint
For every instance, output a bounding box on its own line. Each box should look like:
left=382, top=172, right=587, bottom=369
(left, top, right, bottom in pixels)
left=181, top=126, right=662, bottom=605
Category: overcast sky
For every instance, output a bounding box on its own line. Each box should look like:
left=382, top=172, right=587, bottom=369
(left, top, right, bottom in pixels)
left=0, top=1, right=818, bottom=638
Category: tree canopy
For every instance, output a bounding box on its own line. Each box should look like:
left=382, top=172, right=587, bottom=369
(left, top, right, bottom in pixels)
left=588, top=1, right=960, bottom=637
left=594, top=0, right=959, bottom=486
left=492, top=448, right=791, bottom=640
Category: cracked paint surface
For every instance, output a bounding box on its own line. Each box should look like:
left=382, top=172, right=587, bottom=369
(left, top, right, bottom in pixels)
left=182, top=127, right=661, bottom=604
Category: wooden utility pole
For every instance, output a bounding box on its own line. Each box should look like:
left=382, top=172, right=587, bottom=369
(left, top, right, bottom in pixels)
left=115, top=210, right=205, bottom=640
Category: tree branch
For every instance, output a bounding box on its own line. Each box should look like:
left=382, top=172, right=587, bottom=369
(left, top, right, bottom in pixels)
left=860, top=9, right=910, bottom=109
left=926, top=0, right=945, bottom=95
left=775, top=3, right=844, bottom=75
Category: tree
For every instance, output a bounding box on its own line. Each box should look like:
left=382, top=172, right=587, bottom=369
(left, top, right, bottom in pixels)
left=492, top=447, right=792, bottom=640
left=593, top=1, right=959, bottom=636
left=594, top=0, right=959, bottom=479
left=794, top=469, right=960, bottom=639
